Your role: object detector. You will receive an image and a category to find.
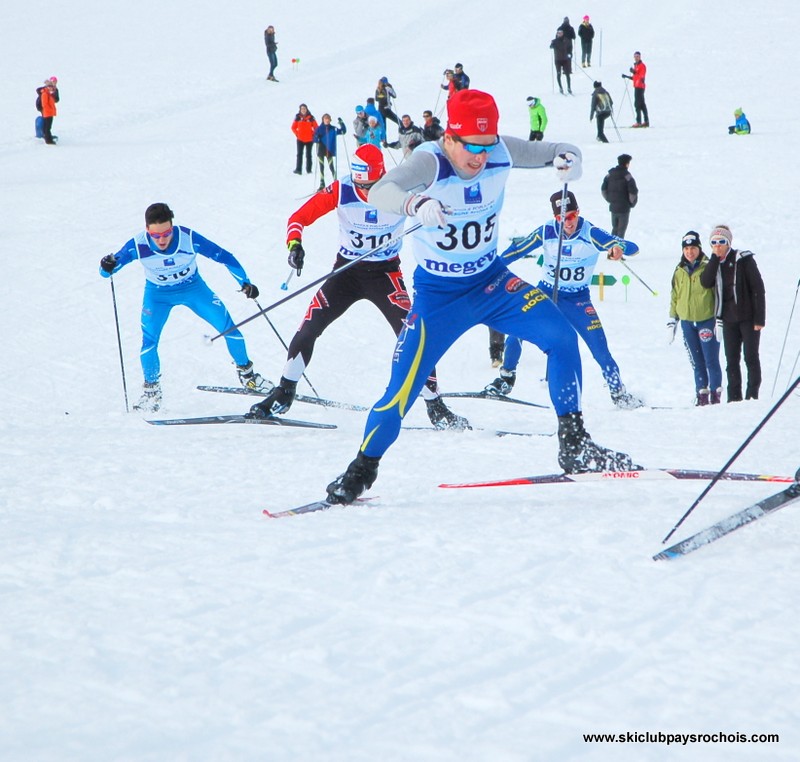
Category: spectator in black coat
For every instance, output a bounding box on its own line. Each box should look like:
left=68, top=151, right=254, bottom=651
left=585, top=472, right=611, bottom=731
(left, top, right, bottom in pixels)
left=453, top=63, right=470, bottom=91
left=578, top=16, right=595, bottom=67
left=558, top=17, right=576, bottom=53
left=601, top=154, right=638, bottom=236
left=550, top=30, right=573, bottom=95
left=421, top=109, right=444, bottom=141
left=699, top=225, right=766, bottom=402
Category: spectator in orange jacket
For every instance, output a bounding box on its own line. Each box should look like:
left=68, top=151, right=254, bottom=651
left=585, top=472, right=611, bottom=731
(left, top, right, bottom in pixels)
left=40, top=77, right=59, bottom=145
left=292, top=104, right=318, bottom=175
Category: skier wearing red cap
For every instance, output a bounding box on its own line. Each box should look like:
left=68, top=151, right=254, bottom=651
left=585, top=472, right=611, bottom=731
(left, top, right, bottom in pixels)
left=325, top=89, right=638, bottom=505
left=247, top=144, right=468, bottom=430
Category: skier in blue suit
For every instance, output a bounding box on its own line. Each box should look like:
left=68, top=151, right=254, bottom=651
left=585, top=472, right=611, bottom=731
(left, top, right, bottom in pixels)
left=487, top=190, right=643, bottom=409
left=99, top=202, right=270, bottom=411
left=323, top=90, right=638, bottom=504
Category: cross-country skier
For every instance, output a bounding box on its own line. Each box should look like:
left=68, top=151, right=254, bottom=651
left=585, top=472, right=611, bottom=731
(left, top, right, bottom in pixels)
left=324, top=89, right=639, bottom=505
left=485, top=190, right=644, bottom=409
left=99, top=202, right=270, bottom=412
left=246, top=144, right=469, bottom=431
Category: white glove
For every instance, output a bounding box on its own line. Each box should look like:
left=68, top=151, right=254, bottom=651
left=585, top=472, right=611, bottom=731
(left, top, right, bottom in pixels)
left=554, top=151, right=582, bottom=182
left=404, top=194, right=450, bottom=228
left=667, top=319, right=678, bottom=345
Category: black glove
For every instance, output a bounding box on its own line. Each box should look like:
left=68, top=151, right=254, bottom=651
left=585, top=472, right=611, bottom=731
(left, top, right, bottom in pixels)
left=241, top=282, right=259, bottom=299
left=337, top=117, right=345, bottom=127
left=287, top=240, right=305, bottom=275
left=100, top=254, right=117, bottom=273
left=621, top=73, right=631, bottom=80
left=531, top=131, right=543, bottom=140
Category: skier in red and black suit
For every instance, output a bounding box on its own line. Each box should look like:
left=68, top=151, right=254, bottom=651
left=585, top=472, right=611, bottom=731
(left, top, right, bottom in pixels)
left=247, top=144, right=469, bottom=429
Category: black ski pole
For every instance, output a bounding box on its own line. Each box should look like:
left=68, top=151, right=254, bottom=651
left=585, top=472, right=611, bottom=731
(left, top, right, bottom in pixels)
left=661, top=373, right=800, bottom=544
left=770, top=277, right=800, bottom=397
left=551, top=183, right=569, bottom=305
left=618, top=259, right=658, bottom=296
left=209, top=223, right=422, bottom=343
left=109, top=275, right=130, bottom=413
left=252, top=299, right=319, bottom=396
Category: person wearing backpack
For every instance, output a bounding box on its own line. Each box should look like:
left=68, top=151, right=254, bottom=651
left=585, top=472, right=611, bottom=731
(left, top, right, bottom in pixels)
left=589, top=81, right=612, bottom=143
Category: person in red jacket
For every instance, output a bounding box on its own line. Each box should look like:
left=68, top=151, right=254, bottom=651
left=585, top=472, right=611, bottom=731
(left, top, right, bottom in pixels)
left=292, top=103, right=318, bottom=175
left=622, top=52, right=649, bottom=127
left=39, top=77, right=59, bottom=145
left=246, top=144, right=468, bottom=430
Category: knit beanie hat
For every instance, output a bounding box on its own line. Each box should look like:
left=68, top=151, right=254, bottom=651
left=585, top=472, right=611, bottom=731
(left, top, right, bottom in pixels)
left=550, top=190, right=578, bottom=215
left=681, top=231, right=702, bottom=249
left=446, top=89, right=499, bottom=137
left=710, top=224, right=733, bottom=244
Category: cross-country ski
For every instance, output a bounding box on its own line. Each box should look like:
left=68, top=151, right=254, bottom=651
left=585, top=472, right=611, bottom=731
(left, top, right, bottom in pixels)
left=196, top=384, right=368, bottom=411
left=264, top=496, right=377, bottom=518
left=146, top=414, right=336, bottom=429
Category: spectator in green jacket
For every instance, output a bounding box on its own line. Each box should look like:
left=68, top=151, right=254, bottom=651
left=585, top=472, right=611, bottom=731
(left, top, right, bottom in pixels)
left=526, top=96, right=548, bottom=140
left=668, top=231, right=722, bottom=405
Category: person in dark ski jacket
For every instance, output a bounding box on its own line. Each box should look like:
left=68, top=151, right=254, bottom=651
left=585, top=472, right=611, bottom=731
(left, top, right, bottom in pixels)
left=376, top=77, right=399, bottom=126
left=550, top=30, right=573, bottom=95
left=453, top=63, right=470, bottom=90
left=668, top=231, right=722, bottom=405
left=421, top=110, right=444, bottom=141
left=264, top=25, right=278, bottom=81
left=578, top=16, right=595, bottom=67
left=589, top=81, right=613, bottom=143
left=313, top=114, right=346, bottom=188
left=601, top=154, right=638, bottom=236
left=699, top=225, right=766, bottom=402
left=558, top=17, right=576, bottom=53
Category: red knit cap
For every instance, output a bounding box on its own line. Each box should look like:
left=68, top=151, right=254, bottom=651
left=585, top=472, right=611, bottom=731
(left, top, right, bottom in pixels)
left=446, top=89, right=499, bottom=137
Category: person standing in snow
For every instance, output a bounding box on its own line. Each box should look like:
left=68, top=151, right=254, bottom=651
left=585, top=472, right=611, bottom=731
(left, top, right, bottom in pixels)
left=388, top=114, right=423, bottom=157
left=526, top=96, right=548, bottom=140
left=601, top=154, right=638, bottom=237
left=453, top=63, right=470, bottom=91
left=622, top=51, right=649, bottom=127
left=550, top=30, right=573, bottom=95
left=246, top=144, right=468, bottom=431
left=578, top=15, right=595, bottom=67
left=99, top=203, right=269, bottom=412
left=375, top=77, right=399, bottom=127
left=323, top=89, right=638, bottom=505
left=353, top=105, right=369, bottom=146
left=700, top=225, right=766, bottom=402
left=485, top=190, right=644, bottom=410
left=589, top=81, right=613, bottom=143
left=668, top=231, right=723, bottom=406
left=264, top=25, right=278, bottom=81
left=292, top=104, right=318, bottom=175
left=441, top=69, right=457, bottom=100
left=313, top=114, right=346, bottom=189
left=38, top=77, right=59, bottom=145
left=421, top=109, right=444, bottom=141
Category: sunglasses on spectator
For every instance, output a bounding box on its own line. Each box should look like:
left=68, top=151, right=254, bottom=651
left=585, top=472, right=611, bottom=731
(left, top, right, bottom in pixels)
left=451, top=134, right=500, bottom=154
left=148, top=227, right=174, bottom=240
left=710, top=237, right=729, bottom=246
left=555, top=211, right=579, bottom=222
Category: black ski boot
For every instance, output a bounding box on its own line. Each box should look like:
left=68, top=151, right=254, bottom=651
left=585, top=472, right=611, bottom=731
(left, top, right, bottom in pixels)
left=484, top=367, right=516, bottom=396
left=425, top=396, right=472, bottom=430
left=326, top=452, right=381, bottom=504
left=557, top=412, right=639, bottom=473
left=245, top=377, right=297, bottom=418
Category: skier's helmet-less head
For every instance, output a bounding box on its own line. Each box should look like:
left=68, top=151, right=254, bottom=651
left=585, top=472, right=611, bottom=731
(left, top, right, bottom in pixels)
left=350, top=144, right=385, bottom=187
